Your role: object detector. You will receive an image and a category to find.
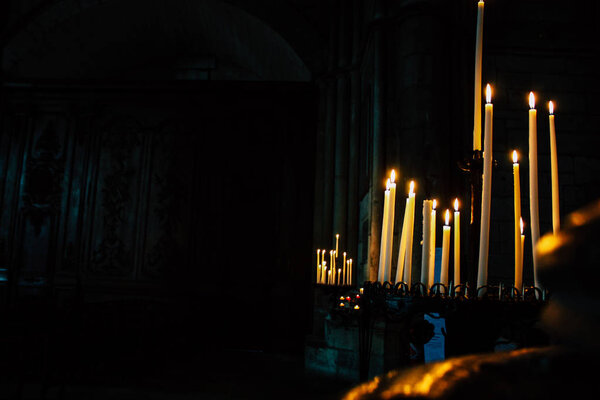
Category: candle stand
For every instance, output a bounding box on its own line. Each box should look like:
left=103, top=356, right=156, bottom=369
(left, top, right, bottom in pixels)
left=319, top=280, right=548, bottom=381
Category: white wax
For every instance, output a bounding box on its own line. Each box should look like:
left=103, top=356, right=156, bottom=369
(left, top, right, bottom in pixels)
left=513, top=162, right=522, bottom=289
left=477, top=102, right=493, bottom=292
left=378, top=189, right=390, bottom=283
left=473, top=1, right=485, bottom=151
left=454, top=211, right=460, bottom=286
left=441, top=225, right=451, bottom=291
left=549, top=114, right=560, bottom=233
left=529, top=108, right=541, bottom=290
left=421, top=200, right=433, bottom=287
left=402, top=193, right=416, bottom=287
left=383, top=183, right=396, bottom=282
left=428, top=209, right=436, bottom=288
left=395, top=198, right=410, bottom=283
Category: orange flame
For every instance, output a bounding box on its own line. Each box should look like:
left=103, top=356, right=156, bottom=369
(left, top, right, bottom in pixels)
left=445, top=209, right=450, bottom=225
left=486, top=84, right=492, bottom=104
left=390, top=169, right=396, bottom=183
left=549, top=101, right=554, bottom=115
left=513, top=150, right=518, bottom=164
left=529, top=92, right=535, bottom=109
left=454, top=198, right=459, bottom=212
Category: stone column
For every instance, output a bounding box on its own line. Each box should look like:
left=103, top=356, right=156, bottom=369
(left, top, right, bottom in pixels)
left=333, top=0, right=350, bottom=251
left=368, top=0, right=386, bottom=282
left=346, top=0, right=361, bottom=261
left=321, top=0, right=339, bottom=247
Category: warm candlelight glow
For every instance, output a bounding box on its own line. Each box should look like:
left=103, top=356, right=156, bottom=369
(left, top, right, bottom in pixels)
left=432, top=199, right=437, bottom=210
left=454, top=198, right=459, bottom=212
left=513, top=150, right=518, bottom=164
left=485, top=83, right=492, bottom=104
left=409, top=180, right=415, bottom=195
left=520, top=217, right=524, bottom=235
left=391, top=169, right=396, bottom=183
left=529, top=92, right=535, bottom=109
left=445, top=209, right=450, bottom=225
left=549, top=100, right=554, bottom=115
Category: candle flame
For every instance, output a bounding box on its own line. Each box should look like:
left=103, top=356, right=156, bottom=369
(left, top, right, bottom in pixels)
left=485, top=84, right=492, bottom=104
left=549, top=101, right=554, bottom=115
left=513, top=150, right=518, bottom=164
left=445, top=209, right=450, bottom=225
left=390, top=169, right=396, bottom=183
left=432, top=199, right=437, bottom=210
left=454, top=198, right=459, bottom=212
left=343, top=252, right=347, bottom=256
left=529, top=92, right=535, bottom=109
left=336, top=234, right=339, bottom=239
left=409, top=181, right=415, bottom=195
left=520, top=217, right=524, bottom=235
left=386, top=179, right=390, bottom=190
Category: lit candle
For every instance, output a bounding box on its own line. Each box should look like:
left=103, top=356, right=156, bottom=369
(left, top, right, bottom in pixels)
left=473, top=1, right=485, bottom=151
left=328, top=270, right=332, bottom=285
left=512, top=150, right=522, bottom=290
left=395, top=197, right=410, bottom=283
left=322, top=261, right=327, bottom=285
left=516, top=218, right=524, bottom=291
left=378, top=179, right=391, bottom=283
left=428, top=199, right=437, bottom=288
left=322, top=250, right=326, bottom=271
left=528, top=92, right=541, bottom=290
left=453, top=199, right=461, bottom=287
left=549, top=101, right=560, bottom=233
left=441, top=210, right=451, bottom=291
left=337, top=268, right=341, bottom=285
left=316, top=249, right=321, bottom=284
left=402, top=181, right=416, bottom=287
left=477, top=84, right=494, bottom=292
left=383, top=171, right=397, bottom=282
left=343, top=252, right=347, bottom=286
left=346, top=259, right=350, bottom=285
left=349, top=259, right=353, bottom=285
left=335, top=234, right=340, bottom=257
left=420, top=200, right=433, bottom=287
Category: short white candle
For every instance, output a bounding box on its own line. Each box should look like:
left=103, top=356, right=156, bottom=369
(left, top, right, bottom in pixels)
left=402, top=181, right=416, bottom=287
left=453, top=199, right=461, bottom=288
left=428, top=200, right=437, bottom=288
left=420, top=200, right=433, bottom=287
left=383, top=171, right=397, bottom=282
left=441, top=210, right=451, bottom=292
left=378, top=180, right=391, bottom=283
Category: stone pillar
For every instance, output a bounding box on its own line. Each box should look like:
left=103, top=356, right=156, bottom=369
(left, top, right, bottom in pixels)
left=367, top=0, right=386, bottom=282
left=346, top=0, right=361, bottom=261
left=321, top=1, right=338, bottom=246
left=333, top=0, right=350, bottom=251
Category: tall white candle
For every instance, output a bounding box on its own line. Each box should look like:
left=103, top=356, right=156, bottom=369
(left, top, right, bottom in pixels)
left=420, top=200, right=433, bottom=287
left=395, top=198, right=410, bottom=283
left=453, top=199, right=461, bottom=287
left=378, top=180, right=391, bottom=283
left=528, top=92, right=541, bottom=290
left=513, top=150, right=522, bottom=290
left=383, top=171, right=397, bottom=282
left=322, top=261, right=327, bottom=285
left=402, top=182, right=416, bottom=287
left=549, top=101, right=560, bottom=234
left=335, top=234, right=340, bottom=257
left=473, top=1, right=485, bottom=151
left=349, top=259, right=353, bottom=285
left=477, top=84, right=494, bottom=292
left=428, top=200, right=437, bottom=288
left=441, top=210, right=451, bottom=291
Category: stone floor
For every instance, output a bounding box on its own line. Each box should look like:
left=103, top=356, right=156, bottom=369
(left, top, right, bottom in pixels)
left=5, top=349, right=356, bottom=400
